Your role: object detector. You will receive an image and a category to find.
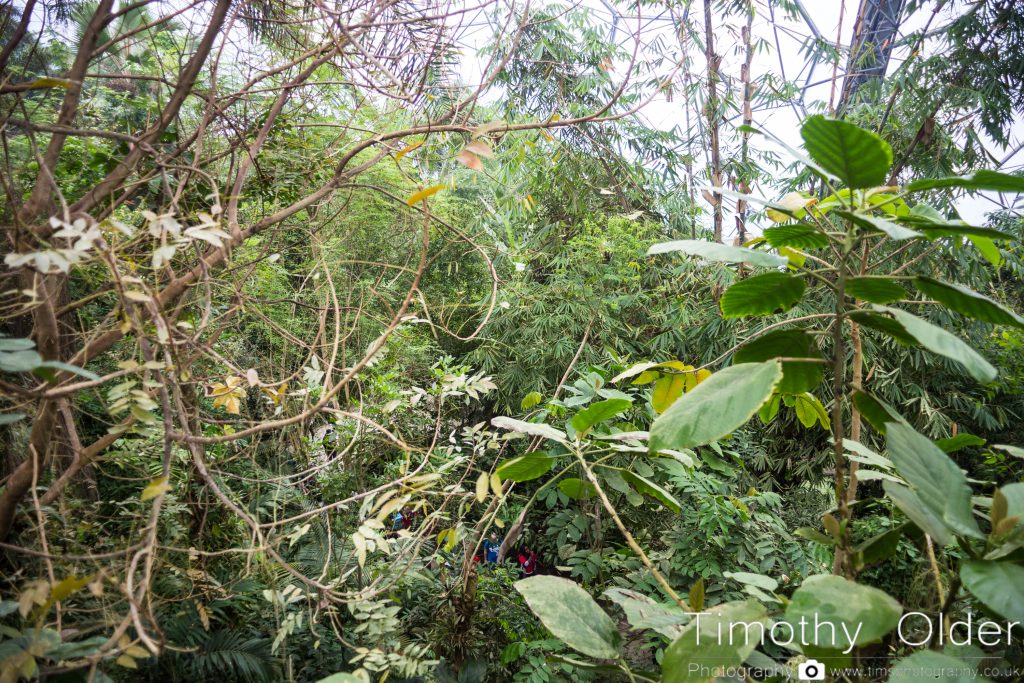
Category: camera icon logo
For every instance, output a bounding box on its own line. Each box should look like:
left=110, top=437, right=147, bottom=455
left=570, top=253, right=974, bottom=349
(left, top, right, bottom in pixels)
left=798, top=658, right=826, bottom=680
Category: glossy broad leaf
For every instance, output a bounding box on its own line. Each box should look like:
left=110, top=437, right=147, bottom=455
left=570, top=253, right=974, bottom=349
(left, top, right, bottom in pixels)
left=733, top=329, right=823, bottom=394
left=763, top=224, right=830, bottom=249
left=647, top=240, right=786, bottom=268
left=662, top=601, right=767, bottom=683
left=844, top=277, right=908, bottom=304
left=719, top=273, right=806, bottom=318
left=914, top=277, right=1024, bottom=329
left=514, top=576, right=621, bottom=659
left=496, top=453, right=555, bottom=482
left=650, top=361, right=782, bottom=451
left=571, top=398, right=632, bottom=434
left=800, top=116, right=893, bottom=189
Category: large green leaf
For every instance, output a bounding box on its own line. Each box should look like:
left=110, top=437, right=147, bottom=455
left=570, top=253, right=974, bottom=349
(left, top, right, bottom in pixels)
left=879, top=306, right=997, bottom=383
left=496, top=453, right=555, bottom=482
left=852, top=390, right=907, bottom=435
left=844, top=277, right=908, bottom=304
left=889, top=651, right=991, bottom=683
left=896, top=219, right=1014, bottom=241
left=847, top=311, right=916, bottom=345
left=907, top=169, right=1024, bottom=194
left=914, top=277, right=1024, bottom=329
left=886, top=422, right=983, bottom=540
left=733, top=329, right=823, bottom=394
left=960, top=561, right=1024, bottom=622
left=800, top=116, right=893, bottom=189
left=662, top=601, right=767, bottom=683
left=570, top=398, right=631, bottom=434
left=647, top=240, right=786, bottom=268
left=620, top=470, right=681, bottom=512
left=719, top=273, right=806, bottom=318
left=835, top=210, right=921, bottom=241
left=783, top=575, right=901, bottom=652
left=514, top=576, right=621, bottom=659
left=649, top=361, right=782, bottom=451
left=883, top=482, right=953, bottom=546
left=763, top=224, right=829, bottom=249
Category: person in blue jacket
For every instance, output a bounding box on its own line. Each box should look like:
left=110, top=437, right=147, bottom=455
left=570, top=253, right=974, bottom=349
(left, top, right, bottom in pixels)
left=482, top=531, right=502, bottom=563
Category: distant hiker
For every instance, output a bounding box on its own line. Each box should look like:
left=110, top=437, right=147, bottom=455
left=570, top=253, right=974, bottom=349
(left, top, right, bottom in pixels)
left=517, top=547, right=538, bottom=577
left=391, top=509, right=404, bottom=534
left=482, top=532, right=501, bottom=563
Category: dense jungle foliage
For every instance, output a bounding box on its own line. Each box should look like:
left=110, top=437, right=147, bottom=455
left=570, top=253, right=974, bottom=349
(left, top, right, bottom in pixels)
left=2, top=0, right=1024, bottom=681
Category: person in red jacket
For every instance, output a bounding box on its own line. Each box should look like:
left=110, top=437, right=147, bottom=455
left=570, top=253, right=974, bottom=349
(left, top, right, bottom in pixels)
left=517, top=547, right=538, bottom=577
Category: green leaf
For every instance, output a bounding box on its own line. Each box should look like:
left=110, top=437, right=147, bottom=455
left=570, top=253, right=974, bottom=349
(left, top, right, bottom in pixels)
left=836, top=210, right=921, bottom=241
left=884, top=482, right=953, bottom=546
left=36, top=361, right=101, bottom=381
left=852, top=527, right=903, bottom=569
left=783, top=575, right=901, bottom=651
left=496, top=453, right=555, bottom=482
left=763, top=224, right=829, bottom=249
left=889, top=651, right=991, bottom=683
left=845, top=277, right=908, bottom=304
left=852, top=390, right=907, bottom=435
left=491, top=416, right=567, bottom=443
left=316, top=673, right=369, bottom=683
left=650, top=361, right=782, bottom=451
left=960, top=560, right=1024, bottom=622
left=620, top=470, right=681, bottom=512
left=907, top=169, right=1024, bottom=194
left=0, top=348, right=44, bottom=372
left=514, top=576, right=621, bottom=659
left=719, top=273, right=806, bottom=318
left=662, top=601, right=766, bottom=683
left=723, top=571, right=778, bottom=591
left=520, top=391, right=543, bottom=410
left=935, top=433, right=985, bottom=453
left=651, top=374, right=686, bottom=414
left=886, top=422, right=983, bottom=540
left=847, top=311, right=916, bottom=345
left=993, top=444, right=1024, bottom=460
left=558, top=478, right=596, bottom=500
left=571, top=398, right=631, bottom=434
left=800, top=116, right=893, bottom=189
left=0, top=413, right=27, bottom=426
left=733, top=329, right=823, bottom=394
left=647, top=240, right=786, bottom=268
left=141, top=477, right=171, bottom=502
left=914, top=277, right=1024, bottom=329
left=0, top=337, right=36, bottom=351
left=969, top=235, right=1003, bottom=265
left=876, top=306, right=997, bottom=383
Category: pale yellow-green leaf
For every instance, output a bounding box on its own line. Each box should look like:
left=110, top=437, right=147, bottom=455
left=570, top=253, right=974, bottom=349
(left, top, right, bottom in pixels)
left=406, top=184, right=445, bottom=206
left=475, top=471, right=489, bottom=503
left=490, top=473, right=503, bottom=498
left=141, top=477, right=171, bottom=501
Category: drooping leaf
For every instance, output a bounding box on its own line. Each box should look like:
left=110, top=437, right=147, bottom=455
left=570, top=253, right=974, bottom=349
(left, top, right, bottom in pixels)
left=886, top=422, right=983, bottom=540
left=907, top=169, right=1024, bottom=194
left=496, top=453, right=555, bottom=482
left=520, top=391, right=543, bottom=410
left=558, top=478, right=596, bottom=500
left=733, top=329, right=823, bottom=394
left=876, top=306, right=997, bottom=383
left=405, top=184, right=445, bottom=205
left=935, top=433, right=985, bottom=453
left=661, top=601, right=766, bottom=683
left=914, top=277, right=1024, bottom=329
left=647, top=240, right=786, bottom=268
left=783, top=575, right=901, bottom=651
left=141, top=477, right=171, bottom=501
left=960, top=560, right=1024, bottom=622
left=852, top=390, right=906, bottom=435
left=719, top=273, right=806, bottom=318
left=650, top=361, right=782, bottom=451
left=847, top=311, right=916, bottom=345
left=620, top=470, right=681, bottom=512
left=800, top=116, right=893, bottom=189
left=844, top=277, right=908, bottom=304
left=515, top=576, right=621, bottom=659
left=763, top=224, right=830, bottom=249
left=571, top=398, right=631, bottom=434
left=603, top=588, right=687, bottom=640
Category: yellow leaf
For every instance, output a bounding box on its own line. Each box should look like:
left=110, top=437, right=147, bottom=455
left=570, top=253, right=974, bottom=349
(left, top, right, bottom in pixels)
left=394, top=141, right=423, bottom=163
left=652, top=374, right=685, bottom=413
left=494, top=517, right=505, bottom=529
left=767, top=192, right=816, bottom=223
left=196, top=601, right=211, bottom=630
left=116, top=655, right=137, bottom=669
left=475, top=471, right=489, bottom=503
left=352, top=532, right=367, bottom=567
left=780, top=246, right=807, bottom=267
left=406, top=184, right=445, bottom=206
left=141, top=476, right=171, bottom=501
left=489, top=473, right=503, bottom=498
left=23, top=77, right=74, bottom=90
left=125, top=645, right=150, bottom=659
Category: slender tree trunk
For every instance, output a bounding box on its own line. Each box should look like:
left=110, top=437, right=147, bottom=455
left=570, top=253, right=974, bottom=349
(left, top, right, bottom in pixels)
left=703, top=0, right=723, bottom=242
left=736, top=2, right=754, bottom=244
